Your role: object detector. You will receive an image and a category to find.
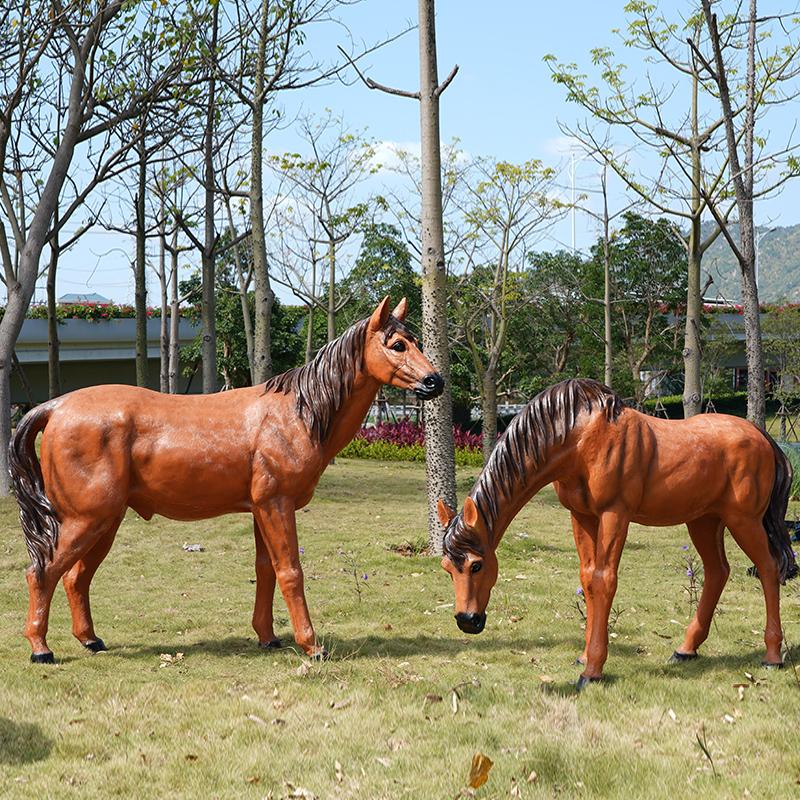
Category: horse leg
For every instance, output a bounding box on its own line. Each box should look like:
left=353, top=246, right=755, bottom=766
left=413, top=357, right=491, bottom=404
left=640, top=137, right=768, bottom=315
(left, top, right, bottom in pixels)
left=252, top=500, right=324, bottom=659
left=252, top=517, right=281, bottom=649
left=570, top=512, right=599, bottom=667
left=26, top=517, right=108, bottom=662
left=61, top=513, right=124, bottom=652
left=727, top=517, right=784, bottom=666
left=578, top=510, right=629, bottom=688
left=672, top=515, right=729, bottom=661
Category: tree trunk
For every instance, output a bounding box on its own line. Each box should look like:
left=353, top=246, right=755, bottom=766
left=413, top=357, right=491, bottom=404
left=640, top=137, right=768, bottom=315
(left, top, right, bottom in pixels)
left=250, top=0, right=274, bottom=384
left=418, top=0, right=456, bottom=552
left=481, top=368, right=498, bottom=465
left=682, top=69, right=704, bottom=419
left=601, top=170, right=613, bottom=388
left=201, top=3, right=219, bottom=395
left=134, top=144, right=149, bottom=389
left=169, top=242, right=181, bottom=394
left=157, top=203, right=170, bottom=393
left=682, top=215, right=703, bottom=418
left=46, top=237, right=61, bottom=400
left=703, top=0, right=764, bottom=427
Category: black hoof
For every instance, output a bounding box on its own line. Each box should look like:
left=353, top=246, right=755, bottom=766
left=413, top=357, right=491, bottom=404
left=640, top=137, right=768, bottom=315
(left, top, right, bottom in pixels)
left=573, top=658, right=587, bottom=667
left=31, top=652, right=55, bottom=664
left=762, top=660, right=784, bottom=669
left=258, top=639, right=282, bottom=650
left=83, top=639, right=107, bottom=653
left=668, top=650, right=698, bottom=664
left=576, top=675, right=600, bottom=692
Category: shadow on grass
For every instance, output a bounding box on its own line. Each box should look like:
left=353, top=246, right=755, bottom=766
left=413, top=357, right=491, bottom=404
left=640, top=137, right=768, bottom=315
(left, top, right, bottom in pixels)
left=0, top=718, right=54, bottom=764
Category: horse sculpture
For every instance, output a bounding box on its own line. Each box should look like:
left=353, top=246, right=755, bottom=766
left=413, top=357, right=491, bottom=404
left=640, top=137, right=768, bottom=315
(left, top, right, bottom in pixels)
left=438, top=378, right=795, bottom=690
left=10, top=297, right=444, bottom=664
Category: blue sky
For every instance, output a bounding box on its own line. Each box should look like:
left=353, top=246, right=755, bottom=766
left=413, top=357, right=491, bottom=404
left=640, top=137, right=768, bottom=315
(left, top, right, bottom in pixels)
left=43, top=0, right=800, bottom=306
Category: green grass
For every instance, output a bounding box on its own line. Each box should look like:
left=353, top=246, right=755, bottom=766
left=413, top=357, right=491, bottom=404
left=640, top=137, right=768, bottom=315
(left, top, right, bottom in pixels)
left=2, top=458, right=800, bottom=799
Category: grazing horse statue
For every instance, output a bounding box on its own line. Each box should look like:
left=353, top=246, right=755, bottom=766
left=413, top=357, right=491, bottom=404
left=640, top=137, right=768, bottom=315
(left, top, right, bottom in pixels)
left=438, top=378, right=795, bottom=690
left=10, top=297, right=444, bottom=664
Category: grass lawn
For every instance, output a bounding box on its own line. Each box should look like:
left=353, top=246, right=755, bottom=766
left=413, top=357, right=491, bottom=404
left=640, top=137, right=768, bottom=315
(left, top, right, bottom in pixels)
left=1, top=457, right=800, bottom=799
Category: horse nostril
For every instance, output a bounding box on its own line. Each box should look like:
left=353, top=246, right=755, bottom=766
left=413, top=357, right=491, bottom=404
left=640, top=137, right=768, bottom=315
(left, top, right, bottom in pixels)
left=415, top=372, right=444, bottom=400
left=455, top=612, right=486, bottom=634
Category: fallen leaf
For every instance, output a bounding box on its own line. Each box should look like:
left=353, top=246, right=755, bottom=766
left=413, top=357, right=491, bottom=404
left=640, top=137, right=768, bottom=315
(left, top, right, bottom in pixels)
left=540, top=675, right=554, bottom=683
left=296, top=662, right=310, bottom=677
left=424, top=694, right=443, bottom=703
left=527, top=770, right=538, bottom=783
left=668, top=709, right=677, bottom=721
left=330, top=699, right=351, bottom=710
left=468, top=752, right=494, bottom=789
left=248, top=714, right=267, bottom=726
left=335, top=760, right=343, bottom=783
left=451, top=692, right=458, bottom=714
left=510, top=782, right=522, bottom=797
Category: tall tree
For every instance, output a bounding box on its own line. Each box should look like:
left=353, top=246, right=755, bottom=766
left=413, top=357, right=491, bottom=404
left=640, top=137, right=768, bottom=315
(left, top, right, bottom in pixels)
left=344, top=1, right=460, bottom=549
left=451, top=156, right=564, bottom=462
left=590, top=213, right=688, bottom=407
left=545, top=2, right=800, bottom=419
left=698, top=0, right=800, bottom=427
left=267, top=113, right=379, bottom=344
left=0, top=1, right=190, bottom=492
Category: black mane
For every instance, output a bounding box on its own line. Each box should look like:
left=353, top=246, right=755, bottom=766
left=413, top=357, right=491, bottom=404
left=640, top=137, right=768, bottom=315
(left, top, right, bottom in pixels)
left=263, top=314, right=413, bottom=444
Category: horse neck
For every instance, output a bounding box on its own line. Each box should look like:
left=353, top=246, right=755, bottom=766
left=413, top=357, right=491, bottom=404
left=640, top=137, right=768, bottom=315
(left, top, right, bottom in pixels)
left=472, top=433, right=573, bottom=546
left=321, top=372, right=382, bottom=462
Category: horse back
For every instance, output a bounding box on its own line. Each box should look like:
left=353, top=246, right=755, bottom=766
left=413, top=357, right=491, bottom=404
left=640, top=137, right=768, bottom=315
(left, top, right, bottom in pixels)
left=36, top=384, right=321, bottom=520
left=559, top=408, right=777, bottom=527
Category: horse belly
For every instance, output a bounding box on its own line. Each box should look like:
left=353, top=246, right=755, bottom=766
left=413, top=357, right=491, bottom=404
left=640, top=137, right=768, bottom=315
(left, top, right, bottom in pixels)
left=128, top=446, right=254, bottom=520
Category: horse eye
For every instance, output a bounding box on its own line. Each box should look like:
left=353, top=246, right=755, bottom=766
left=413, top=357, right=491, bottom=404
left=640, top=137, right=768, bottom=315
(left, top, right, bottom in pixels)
left=391, top=341, right=406, bottom=352
left=470, top=561, right=483, bottom=574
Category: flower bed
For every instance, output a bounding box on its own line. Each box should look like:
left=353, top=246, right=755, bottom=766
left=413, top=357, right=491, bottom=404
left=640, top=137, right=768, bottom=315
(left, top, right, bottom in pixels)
left=338, top=418, right=483, bottom=466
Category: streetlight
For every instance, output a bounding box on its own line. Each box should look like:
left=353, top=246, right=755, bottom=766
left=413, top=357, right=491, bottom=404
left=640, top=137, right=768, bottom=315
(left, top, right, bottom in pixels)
left=755, top=226, right=777, bottom=293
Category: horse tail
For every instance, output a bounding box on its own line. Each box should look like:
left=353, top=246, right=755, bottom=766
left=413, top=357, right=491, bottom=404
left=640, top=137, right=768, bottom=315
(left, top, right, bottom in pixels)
left=761, top=431, right=796, bottom=584
left=8, top=403, right=60, bottom=581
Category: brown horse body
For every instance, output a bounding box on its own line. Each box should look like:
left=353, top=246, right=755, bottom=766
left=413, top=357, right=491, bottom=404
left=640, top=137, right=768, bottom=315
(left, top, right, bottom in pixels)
left=438, top=379, right=795, bottom=689
left=11, top=298, right=444, bottom=663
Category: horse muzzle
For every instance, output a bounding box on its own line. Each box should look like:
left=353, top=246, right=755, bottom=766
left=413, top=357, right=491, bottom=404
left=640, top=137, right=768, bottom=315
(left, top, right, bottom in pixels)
left=455, top=611, right=486, bottom=634
left=414, top=372, right=445, bottom=400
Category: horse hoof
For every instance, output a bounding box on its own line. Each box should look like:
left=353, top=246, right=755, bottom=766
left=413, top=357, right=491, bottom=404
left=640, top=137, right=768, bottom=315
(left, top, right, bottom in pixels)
left=576, top=675, right=600, bottom=692
left=761, top=660, right=784, bottom=669
left=31, top=652, right=55, bottom=664
left=258, top=639, right=282, bottom=650
left=668, top=650, right=698, bottom=664
left=83, top=639, right=107, bottom=653
left=573, top=658, right=587, bottom=667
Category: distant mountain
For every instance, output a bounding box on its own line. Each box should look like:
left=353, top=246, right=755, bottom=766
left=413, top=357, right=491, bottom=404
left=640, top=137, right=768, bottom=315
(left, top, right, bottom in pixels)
left=700, top=222, right=800, bottom=303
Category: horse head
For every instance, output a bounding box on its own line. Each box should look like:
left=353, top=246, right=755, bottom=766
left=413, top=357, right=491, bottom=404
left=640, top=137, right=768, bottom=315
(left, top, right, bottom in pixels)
left=365, top=297, right=444, bottom=400
left=438, top=497, right=498, bottom=635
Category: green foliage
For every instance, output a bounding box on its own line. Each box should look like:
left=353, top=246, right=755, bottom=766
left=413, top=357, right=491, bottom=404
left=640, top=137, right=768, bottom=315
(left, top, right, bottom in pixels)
left=336, top=223, right=422, bottom=331
left=763, top=301, right=800, bottom=408
left=778, top=443, right=800, bottom=500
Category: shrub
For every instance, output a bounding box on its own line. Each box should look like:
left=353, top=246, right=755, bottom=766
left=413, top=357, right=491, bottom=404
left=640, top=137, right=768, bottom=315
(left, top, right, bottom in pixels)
left=338, top=418, right=483, bottom=466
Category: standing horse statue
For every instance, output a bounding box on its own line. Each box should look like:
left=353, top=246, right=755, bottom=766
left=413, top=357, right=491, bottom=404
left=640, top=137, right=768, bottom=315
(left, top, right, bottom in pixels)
left=438, top=378, right=795, bottom=690
left=10, top=297, right=444, bottom=664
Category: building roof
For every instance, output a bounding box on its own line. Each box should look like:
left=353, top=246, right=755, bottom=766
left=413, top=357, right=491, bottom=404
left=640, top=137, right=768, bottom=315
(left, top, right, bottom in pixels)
left=58, top=293, right=110, bottom=305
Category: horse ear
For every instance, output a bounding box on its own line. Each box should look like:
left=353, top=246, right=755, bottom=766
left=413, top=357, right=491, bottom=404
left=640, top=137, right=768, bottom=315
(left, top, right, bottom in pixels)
left=463, top=496, right=480, bottom=530
left=391, top=298, right=408, bottom=322
left=437, top=499, right=456, bottom=528
left=368, top=297, right=391, bottom=332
